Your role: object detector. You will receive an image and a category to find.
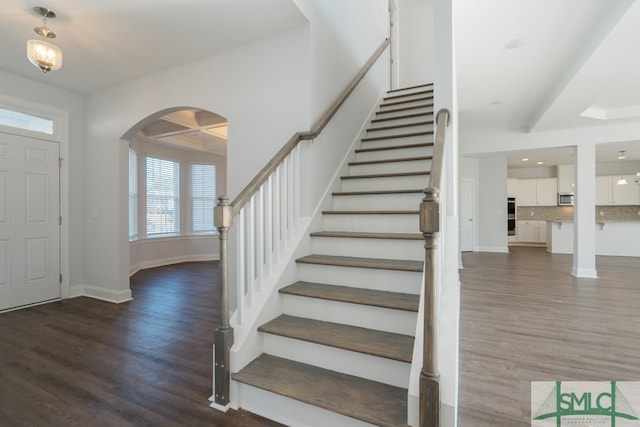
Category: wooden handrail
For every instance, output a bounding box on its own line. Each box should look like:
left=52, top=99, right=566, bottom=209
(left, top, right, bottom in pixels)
left=230, top=38, right=391, bottom=216
left=419, top=107, right=451, bottom=427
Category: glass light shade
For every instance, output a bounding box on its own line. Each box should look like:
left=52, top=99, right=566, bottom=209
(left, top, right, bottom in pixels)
left=617, top=176, right=628, bottom=185
left=27, top=39, right=62, bottom=73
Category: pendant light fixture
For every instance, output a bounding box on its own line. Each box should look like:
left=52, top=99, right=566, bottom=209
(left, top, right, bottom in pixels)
left=616, top=151, right=628, bottom=185
left=27, top=6, right=63, bottom=73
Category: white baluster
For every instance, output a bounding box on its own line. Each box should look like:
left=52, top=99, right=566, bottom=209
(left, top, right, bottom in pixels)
left=264, top=175, right=273, bottom=277
left=246, top=196, right=255, bottom=309
left=255, top=186, right=264, bottom=292
left=236, top=207, right=245, bottom=325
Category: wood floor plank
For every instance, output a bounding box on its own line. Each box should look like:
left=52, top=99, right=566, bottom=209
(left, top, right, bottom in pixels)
left=458, top=247, right=640, bottom=427
left=0, top=261, right=282, bottom=427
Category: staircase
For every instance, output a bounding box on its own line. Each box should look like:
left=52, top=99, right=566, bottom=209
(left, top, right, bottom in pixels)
left=231, top=84, right=434, bottom=427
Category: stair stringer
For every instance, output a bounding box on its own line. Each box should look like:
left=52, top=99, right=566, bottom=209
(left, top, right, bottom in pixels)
left=222, top=93, right=385, bottom=413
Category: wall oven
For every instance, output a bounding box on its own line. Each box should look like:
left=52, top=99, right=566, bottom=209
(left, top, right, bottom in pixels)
left=507, top=197, right=516, bottom=236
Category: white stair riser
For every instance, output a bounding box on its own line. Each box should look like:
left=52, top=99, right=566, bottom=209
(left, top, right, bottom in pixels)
left=341, top=175, right=428, bottom=192
left=311, top=236, right=424, bottom=261
left=282, top=293, right=417, bottom=335
left=349, top=159, right=432, bottom=175
left=375, top=105, right=434, bottom=119
left=366, top=123, right=434, bottom=138
left=371, top=114, right=434, bottom=128
left=323, top=213, right=419, bottom=233
left=332, top=192, right=422, bottom=211
left=379, top=99, right=433, bottom=111
left=383, top=91, right=433, bottom=104
left=263, top=335, right=411, bottom=388
left=235, top=383, right=377, bottom=427
left=360, top=134, right=433, bottom=149
left=356, top=146, right=432, bottom=162
left=297, top=263, right=422, bottom=294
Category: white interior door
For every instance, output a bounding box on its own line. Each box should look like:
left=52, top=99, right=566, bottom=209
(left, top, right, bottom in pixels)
left=459, top=179, right=474, bottom=252
left=0, top=133, right=60, bottom=311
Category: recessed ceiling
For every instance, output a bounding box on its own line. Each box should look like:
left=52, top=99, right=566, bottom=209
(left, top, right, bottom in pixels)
left=137, top=109, right=227, bottom=156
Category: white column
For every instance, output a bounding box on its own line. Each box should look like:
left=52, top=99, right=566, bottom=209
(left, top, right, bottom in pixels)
left=572, top=143, right=598, bottom=278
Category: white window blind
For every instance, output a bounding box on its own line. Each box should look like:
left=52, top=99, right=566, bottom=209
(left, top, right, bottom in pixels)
left=191, top=164, right=216, bottom=233
left=146, top=157, right=180, bottom=235
left=128, top=148, right=138, bottom=240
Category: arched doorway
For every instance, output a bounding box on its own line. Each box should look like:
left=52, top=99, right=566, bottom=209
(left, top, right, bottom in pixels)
left=121, top=107, right=227, bottom=285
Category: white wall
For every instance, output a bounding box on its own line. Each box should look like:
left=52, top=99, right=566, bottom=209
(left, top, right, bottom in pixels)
left=0, top=70, right=86, bottom=293
left=290, top=0, right=390, bottom=211
left=477, top=156, right=509, bottom=253
left=397, top=0, right=434, bottom=87
left=293, top=0, right=389, bottom=121
left=84, top=26, right=311, bottom=302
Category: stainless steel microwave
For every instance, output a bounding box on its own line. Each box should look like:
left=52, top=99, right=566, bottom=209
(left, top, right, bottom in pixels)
left=558, top=193, right=574, bottom=206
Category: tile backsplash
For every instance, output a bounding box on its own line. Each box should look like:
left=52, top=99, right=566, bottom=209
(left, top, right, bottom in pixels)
left=517, top=205, right=640, bottom=221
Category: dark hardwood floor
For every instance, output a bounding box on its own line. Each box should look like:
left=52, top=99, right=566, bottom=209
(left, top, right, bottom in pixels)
left=0, top=261, right=282, bottom=427
left=4, top=249, right=638, bottom=426
left=458, top=247, right=640, bottom=426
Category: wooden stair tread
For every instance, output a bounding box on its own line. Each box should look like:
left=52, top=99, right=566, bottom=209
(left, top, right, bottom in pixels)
left=380, top=96, right=434, bottom=108
left=367, top=121, right=433, bottom=133
left=296, top=254, right=423, bottom=272
left=361, top=131, right=434, bottom=142
left=259, top=315, right=414, bottom=362
left=232, top=354, right=408, bottom=427
left=341, top=171, right=429, bottom=180
left=375, top=104, right=434, bottom=115
left=387, top=83, right=432, bottom=93
left=355, top=142, right=433, bottom=153
left=349, top=155, right=432, bottom=166
left=371, top=111, right=433, bottom=124
left=332, top=189, right=424, bottom=196
left=310, top=230, right=422, bottom=240
left=383, top=90, right=433, bottom=102
left=280, top=281, right=420, bottom=311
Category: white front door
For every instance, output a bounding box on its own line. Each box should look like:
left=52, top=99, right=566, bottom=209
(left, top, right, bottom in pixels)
left=0, top=133, right=60, bottom=311
left=459, top=179, right=474, bottom=252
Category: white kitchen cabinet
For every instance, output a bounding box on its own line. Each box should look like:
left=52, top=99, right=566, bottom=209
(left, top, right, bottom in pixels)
left=557, top=164, right=575, bottom=194
left=596, top=175, right=640, bottom=205
left=516, top=178, right=557, bottom=206
left=507, top=178, right=518, bottom=198
left=536, top=178, right=558, bottom=206
left=517, top=220, right=547, bottom=243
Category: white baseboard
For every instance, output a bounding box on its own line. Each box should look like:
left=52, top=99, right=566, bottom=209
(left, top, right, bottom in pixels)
left=69, top=284, right=133, bottom=304
left=477, top=246, right=509, bottom=253
left=572, top=267, right=598, bottom=278
left=129, top=254, right=219, bottom=276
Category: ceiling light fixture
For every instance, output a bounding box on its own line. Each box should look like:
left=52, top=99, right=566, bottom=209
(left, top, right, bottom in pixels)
left=617, top=150, right=627, bottom=185
left=27, top=6, right=62, bottom=73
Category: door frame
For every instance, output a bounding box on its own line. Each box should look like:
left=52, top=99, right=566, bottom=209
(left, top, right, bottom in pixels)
left=0, top=95, right=70, bottom=303
left=459, top=178, right=475, bottom=252
left=388, top=0, right=399, bottom=90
